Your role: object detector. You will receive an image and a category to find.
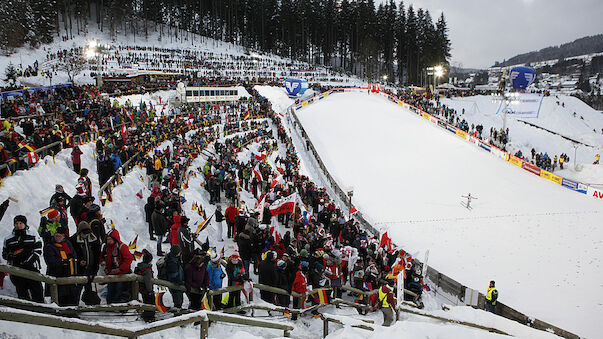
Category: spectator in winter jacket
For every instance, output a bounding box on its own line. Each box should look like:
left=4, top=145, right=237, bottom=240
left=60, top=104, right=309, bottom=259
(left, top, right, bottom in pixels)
left=177, top=217, right=194, bottom=265
left=166, top=245, right=185, bottom=308
left=152, top=199, right=169, bottom=256
left=71, top=146, right=83, bottom=174
left=215, top=205, right=224, bottom=242
left=291, top=261, right=309, bottom=320
left=185, top=254, right=210, bottom=310
left=70, top=182, right=87, bottom=221
left=2, top=215, right=44, bottom=302
left=44, top=227, right=78, bottom=306
left=110, top=152, right=122, bottom=171
left=87, top=204, right=106, bottom=241
left=206, top=252, right=225, bottom=310
left=224, top=203, right=238, bottom=238
left=100, top=229, right=134, bottom=304
left=144, top=197, right=156, bottom=240
left=169, top=214, right=182, bottom=246
left=134, top=251, right=155, bottom=322
left=224, top=251, right=245, bottom=308
left=38, top=209, right=62, bottom=246
left=275, top=260, right=290, bottom=307
left=49, top=184, right=71, bottom=209
left=258, top=251, right=276, bottom=303
left=79, top=168, right=92, bottom=197
left=69, top=221, right=101, bottom=304
left=378, top=281, right=396, bottom=326
left=236, top=229, right=253, bottom=279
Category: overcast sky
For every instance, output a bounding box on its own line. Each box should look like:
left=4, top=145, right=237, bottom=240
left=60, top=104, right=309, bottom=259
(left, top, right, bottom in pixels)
left=377, top=0, right=603, bottom=69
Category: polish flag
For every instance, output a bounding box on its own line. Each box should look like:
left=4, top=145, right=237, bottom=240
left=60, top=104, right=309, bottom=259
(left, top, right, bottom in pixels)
left=253, top=163, right=263, bottom=182
left=350, top=207, right=358, bottom=215
left=380, top=232, right=392, bottom=252
left=270, top=174, right=284, bottom=188
left=269, top=193, right=297, bottom=216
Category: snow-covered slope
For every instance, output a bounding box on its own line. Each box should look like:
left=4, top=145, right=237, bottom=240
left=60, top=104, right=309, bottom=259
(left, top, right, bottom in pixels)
left=438, top=94, right=603, bottom=184
left=293, top=91, right=602, bottom=338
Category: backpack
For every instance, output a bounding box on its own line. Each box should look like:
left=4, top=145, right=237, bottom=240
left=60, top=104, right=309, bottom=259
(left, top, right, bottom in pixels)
left=156, top=257, right=168, bottom=280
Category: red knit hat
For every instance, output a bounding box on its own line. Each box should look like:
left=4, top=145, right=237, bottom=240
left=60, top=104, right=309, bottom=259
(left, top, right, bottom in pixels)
left=47, top=209, right=59, bottom=219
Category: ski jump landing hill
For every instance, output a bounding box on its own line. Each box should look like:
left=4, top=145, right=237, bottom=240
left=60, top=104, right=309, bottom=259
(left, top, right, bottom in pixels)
left=290, top=87, right=602, bottom=339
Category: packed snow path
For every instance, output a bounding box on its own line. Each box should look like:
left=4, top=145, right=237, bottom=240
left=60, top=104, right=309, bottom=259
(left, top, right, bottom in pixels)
left=293, top=91, right=602, bottom=338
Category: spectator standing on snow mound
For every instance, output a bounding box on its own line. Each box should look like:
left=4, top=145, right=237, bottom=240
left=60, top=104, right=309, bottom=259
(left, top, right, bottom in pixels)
left=214, top=205, right=224, bottom=242
left=166, top=245, right=185, bottom=309
left=79, top=168, right=92, bottom=197
left=135, top=251, right=155, bottom=322
left=71, top=145, right=83, bottom=174
left=70, top=182, right=87, bottom=221
left=70, top=221, right=101, bottom=304
left=100, top=229, right=134, bottom=304
left=152, top=199, right=169, bottom=256
left=185, top=254, right=209, bottom=310
left=377, top=280, right=396, bottom=327
left=486, top=280, right=498, bottom=313
left=144, top=197, right=156, bottom=241
left=44, top=226, right=79, bottom=306
left=207, top=252, right=225, bottom=310
left=2, top=215, right=44, bottom=303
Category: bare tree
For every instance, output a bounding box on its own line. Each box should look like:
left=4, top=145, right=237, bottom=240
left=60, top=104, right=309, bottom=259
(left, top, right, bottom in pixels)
left=57, top=55, right=86, bottom=83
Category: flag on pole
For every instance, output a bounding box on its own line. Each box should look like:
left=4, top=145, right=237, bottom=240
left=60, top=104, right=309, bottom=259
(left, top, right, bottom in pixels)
left=243, top=112, right=251, bottom=120
left=39, top=207, right=57, bottom=216
left=133, top=251, right=143, bottom=260
left=128, top=235, right=138, bottom=250
left=201, top=293, right=211, bottom=310
left=136, top=189, right=143, bottom=199
left=350, top=207, right=358, bottom=215
left=194, top=213, right=214, bottom=236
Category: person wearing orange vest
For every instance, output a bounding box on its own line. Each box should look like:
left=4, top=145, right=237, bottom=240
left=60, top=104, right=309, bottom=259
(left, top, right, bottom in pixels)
left=378, top=280, right=396, bottom=326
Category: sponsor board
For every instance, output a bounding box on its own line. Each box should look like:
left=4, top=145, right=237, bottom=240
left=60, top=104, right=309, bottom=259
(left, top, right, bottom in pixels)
left=522, top=161, right=541, bottom=175
left=437, top=120, right=447, bottom=129
left=508, top=155, right=523, bottom=167
left=468, top=136, right=479, bottom=145
left=301, top=101, right=308, bottom=107
left=540, top=170, right=562, bottom=185
left=490, top=147, right=508, bottom=160
left=446, top=125, right=457, bottom=133
left=422, top=112, right=430, bottom=120
left=478, top=141, right=491, bottom=152
left=587, top=186, right=603, bottom=200
left=561, top=178, right=587, bottom=194
left=455, top=129, right=468, bottom=140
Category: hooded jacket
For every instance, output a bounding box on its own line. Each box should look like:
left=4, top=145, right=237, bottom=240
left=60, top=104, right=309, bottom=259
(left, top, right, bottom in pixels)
left=101, top=229, right=133, bottom=275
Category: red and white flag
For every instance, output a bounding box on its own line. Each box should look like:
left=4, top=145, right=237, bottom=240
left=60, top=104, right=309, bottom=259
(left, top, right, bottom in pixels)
left=380, top=231, right=392, bottom=251
left=350, top=207, right=358, bottom=215
left=269, top=193, right=297, bottom=216
left=270, top=174, right=284, bottom=188
left=254, top=152, right=266, bottom=161
left=27, top=152, right=39, bottom=164
left=120, top=124, right=127, bottom=138
left=253, top=163, right=263, bottom=182
left=136, top=189, right=143, bottom=199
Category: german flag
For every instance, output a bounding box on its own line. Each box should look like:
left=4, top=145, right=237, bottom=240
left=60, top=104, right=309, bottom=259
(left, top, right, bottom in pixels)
left=155, top=292, right=167, bottom=313
left=133, top=251, right=143, bottom=260
left=201, top=293, right=211, bottom=310
left=18, top=141, right=35, bottom=152
left=194, top=214, right=214, bottom=236
left=283, top=309, right=291, bottom=318
left=128, top=235, right=138, bottom=250
left=39, top=207, right=56, bottom=216
left=243, top=112, right=251, bottom=120
left=314, top=289, right=329, bottom=304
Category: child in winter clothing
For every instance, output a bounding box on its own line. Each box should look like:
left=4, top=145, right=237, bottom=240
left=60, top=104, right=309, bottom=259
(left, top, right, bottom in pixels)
left=135, top=251, right=155, bottom=322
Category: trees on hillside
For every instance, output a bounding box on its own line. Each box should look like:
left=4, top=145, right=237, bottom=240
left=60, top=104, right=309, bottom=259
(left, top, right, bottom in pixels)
left=0, top=0, right=451, bottom=85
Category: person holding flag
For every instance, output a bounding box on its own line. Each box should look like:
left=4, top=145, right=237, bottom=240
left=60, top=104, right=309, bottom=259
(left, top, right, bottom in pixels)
left=291, top=261, right=310, bottom=320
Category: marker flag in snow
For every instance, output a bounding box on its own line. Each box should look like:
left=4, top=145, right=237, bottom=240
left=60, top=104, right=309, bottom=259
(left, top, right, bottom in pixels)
left=110, top=220, right=116, bottom=229
left=201, top=293, right=211, bottom=310
left=314, top=289, right=329, bottom=304
left=192, top=202, right=198, bottom=210
left=350, top=207, right=358, bottom=215
left=194, top=213, right=214, bottom=236
left=128, top=235, right=138, bottom=250
left=27, top=152, right=39, bottom=164
left=253, top=163, right=263, bottom=182
left=136, top=190, right=143, bottom=199
left=155, top=292, right=167, bottom=313
left=220, top=247, right=225, bottom=258
left=380, top=232, right=392, bottom=251
left=269, top=193, right=297, bottom=216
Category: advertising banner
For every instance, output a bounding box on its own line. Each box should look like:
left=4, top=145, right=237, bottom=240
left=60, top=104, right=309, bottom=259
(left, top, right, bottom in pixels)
left=456, top=130, right=468, bottom=140
left=561, top=178, right=587, bottom=194
left=508, top=155, right=523, bottom=167
left=446, top=125, right=457, bottom=133
left=496, top=93, right=544, bottom=118
left=540, top=170, right=562, bottom=185
left=479, top=141, right=491, bottom=152
left=587, top=186, right=603, bottom=200
left=522, top=161, right=541, bottom=176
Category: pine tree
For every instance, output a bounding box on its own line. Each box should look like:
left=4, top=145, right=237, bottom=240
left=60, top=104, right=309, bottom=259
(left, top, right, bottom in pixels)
left=4, top=62, right=18, bottom=87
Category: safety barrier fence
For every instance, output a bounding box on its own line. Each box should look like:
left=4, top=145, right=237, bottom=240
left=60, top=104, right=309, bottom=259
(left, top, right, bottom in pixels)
left=291, top=88, right=581, bottom=339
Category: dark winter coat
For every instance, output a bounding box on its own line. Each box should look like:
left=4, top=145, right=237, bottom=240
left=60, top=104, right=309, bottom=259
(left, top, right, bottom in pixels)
left=185, top=263, right=209, bottom=290
left=275, top=268, right=291, bottom=306
left=165, top=253, right=184, bottom=285
left=177, top=226, right=195, bottom=264
left=44, top=239, right=77, bottom=277
left=135, top=262, right=154, bottom=294
left=69, top=230, right=101, bottom=276
left=151, top=210, right=168, bottom=235
left=2, top=228, right=42, bottom=271
left=236, top=231, right=253, bottom=261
